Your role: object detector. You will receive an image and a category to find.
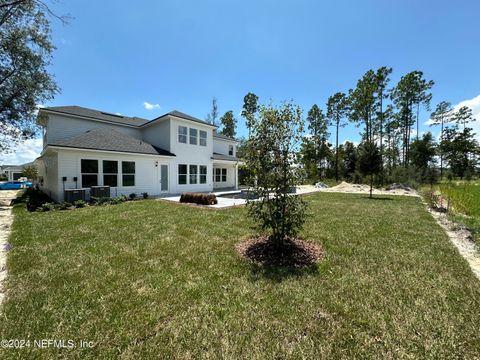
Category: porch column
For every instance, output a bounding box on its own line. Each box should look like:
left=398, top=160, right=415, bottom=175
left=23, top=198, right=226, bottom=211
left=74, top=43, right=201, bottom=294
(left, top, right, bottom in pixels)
left=235, top=162, right=239, bottom=189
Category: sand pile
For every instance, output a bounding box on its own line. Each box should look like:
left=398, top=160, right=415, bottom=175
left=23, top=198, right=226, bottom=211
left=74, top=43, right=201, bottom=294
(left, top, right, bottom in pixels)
left=319, top=181, right=418, bottom=196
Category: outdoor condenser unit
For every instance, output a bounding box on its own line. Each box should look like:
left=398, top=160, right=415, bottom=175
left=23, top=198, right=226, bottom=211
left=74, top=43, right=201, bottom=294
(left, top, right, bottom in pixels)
left=90, top=186, right=110, bottom=198
left=64, top=189, right=86, bottom=203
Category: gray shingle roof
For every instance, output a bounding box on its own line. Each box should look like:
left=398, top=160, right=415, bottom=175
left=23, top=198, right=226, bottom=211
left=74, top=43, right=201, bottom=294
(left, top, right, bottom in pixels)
left=49, top=128, right=175, bottom=156
left=43, top=106, right=149, bottom=126
left=41, top=106, right=216, bottom=128
left=213, top=132, right=236, bottom=141
left=212, top=153, right=239, bottom=162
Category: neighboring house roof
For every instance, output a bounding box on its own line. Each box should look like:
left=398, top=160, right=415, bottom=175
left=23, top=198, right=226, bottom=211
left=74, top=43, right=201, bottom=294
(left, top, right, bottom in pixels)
left=212, top=153, right=239, bottom=162
left=213, top=132, right=236, bottom=142
left=1, top=162, right=32, bottom=170
left=48, top=128, right=175, bottom=157
left=42, top=106, right=149, bottom=127
left=40, top=106, right=217, bottom=129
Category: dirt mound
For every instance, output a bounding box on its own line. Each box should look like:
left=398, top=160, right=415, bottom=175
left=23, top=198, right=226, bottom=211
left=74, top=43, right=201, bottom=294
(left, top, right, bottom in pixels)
left=319, top=181, right=418, bottom=196
left=236, top=236, right=324, bottom=267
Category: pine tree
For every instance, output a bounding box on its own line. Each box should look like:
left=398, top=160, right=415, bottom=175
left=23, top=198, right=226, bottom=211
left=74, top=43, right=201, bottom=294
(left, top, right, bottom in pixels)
left=326, top=92, right=349, bottom=182
left=429, top=101, right=454, bottom=178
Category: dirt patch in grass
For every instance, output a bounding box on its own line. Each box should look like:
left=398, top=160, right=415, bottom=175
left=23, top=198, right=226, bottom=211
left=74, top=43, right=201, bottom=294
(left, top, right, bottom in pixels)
left=236, top=236, right=324, bottom=267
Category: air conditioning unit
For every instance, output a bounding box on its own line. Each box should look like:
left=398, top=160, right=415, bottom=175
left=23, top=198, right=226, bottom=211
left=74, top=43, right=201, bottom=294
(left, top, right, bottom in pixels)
left=90, top=186, right=110, bottom=198
left=64, top=189, right=86, bottom=203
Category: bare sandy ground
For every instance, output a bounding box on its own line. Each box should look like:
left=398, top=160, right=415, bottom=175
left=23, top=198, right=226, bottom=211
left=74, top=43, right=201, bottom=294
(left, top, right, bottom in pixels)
left=314, top=181, right=419, bottom=197
left=0, top=190, right=18, bottom=311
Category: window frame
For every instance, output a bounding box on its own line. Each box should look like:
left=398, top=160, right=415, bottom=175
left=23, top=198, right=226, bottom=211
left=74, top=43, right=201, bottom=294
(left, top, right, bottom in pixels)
left=189, top=128, right=198, bottom=145
left=178, top=164, right=187, bottom=185
left=122, top=161, right=135, bottom=187
left=81, top=159, right=98, bottom=187
left=228, top=145, right=234, bottom=156
left=178, top=126, right=188, bottom=144
left=199, top=165, right=207, bottom=184
left=222, top=168, right=227, bottom=182
left=103, top=160, right=118, bottom=187
left=189, top=164, right=198, bottom=184
left=199, top=130, right=207, bottom=147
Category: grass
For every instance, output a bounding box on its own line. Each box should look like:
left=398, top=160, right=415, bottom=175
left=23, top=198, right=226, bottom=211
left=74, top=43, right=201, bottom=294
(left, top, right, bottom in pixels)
left=1, top=193, right=480, bottom=358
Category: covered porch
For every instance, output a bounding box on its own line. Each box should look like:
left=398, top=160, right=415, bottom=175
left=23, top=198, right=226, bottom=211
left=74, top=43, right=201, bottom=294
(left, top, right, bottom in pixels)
left=212, top=159, right=239, bottom=190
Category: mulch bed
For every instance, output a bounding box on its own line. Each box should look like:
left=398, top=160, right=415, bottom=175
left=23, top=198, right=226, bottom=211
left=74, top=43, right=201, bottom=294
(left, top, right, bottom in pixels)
left=236, top=236, right=324, bottom=268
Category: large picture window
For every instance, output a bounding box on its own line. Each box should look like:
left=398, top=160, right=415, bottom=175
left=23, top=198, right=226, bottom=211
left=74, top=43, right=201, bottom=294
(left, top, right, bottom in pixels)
left=199, top=165, right=207, bottom=184
left=178, top=164, right=187, bottom=185
left=199, top=130, right=207, bottom=146
left=189, top=128, right=198, bottom=145
left=189, top=165, right=198, bottom=184
left=178, top=126, right=187, bottom=143
left=81, top=159, right=98, bottom=187
left=122, top=161, right=135, bottom=186
left=103, top=160, right=118, bottom=187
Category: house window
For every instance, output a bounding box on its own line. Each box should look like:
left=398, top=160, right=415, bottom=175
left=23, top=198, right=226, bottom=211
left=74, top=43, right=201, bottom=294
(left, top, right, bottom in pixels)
left=178, top=164, right=187, bottom=185
left=122, top=161, right=135, bottom=186
left=200, top=165, right=207, bottom=184
left=222, top=168, right=227, bottom=182
left=189, top=128, right=198, bottom=145
left=229, top=145, right=234, bottom=156
left=103, top=160, right=118, bottom=187
left=81, top=159, right=98, bottom=187
left=199, top=130, right=207, bottom=146
left=178, top=126, right=187, bottom=143
left=189, top=165, right=198, bottom=184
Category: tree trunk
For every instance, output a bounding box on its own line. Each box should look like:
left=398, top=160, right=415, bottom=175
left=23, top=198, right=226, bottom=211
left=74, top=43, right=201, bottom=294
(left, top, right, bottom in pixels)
left=370, top=174, right=373, bottom=199
left=335, top=119, right=339, bottom=182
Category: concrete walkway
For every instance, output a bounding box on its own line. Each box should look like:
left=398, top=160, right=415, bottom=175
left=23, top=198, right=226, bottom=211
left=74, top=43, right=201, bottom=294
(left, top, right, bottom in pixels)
left=0, top=190, right=18, bottom=311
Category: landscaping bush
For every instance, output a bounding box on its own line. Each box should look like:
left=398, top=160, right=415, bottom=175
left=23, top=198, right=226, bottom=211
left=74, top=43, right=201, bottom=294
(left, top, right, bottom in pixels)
left=180, top=192, right=218, bottom=205
left=129, top=193, right=137, bottom=200
left=13, top=187, right=53, bottom=212
left=142, top=192, right=149, bottom=199
left=38, top=202, right=56, bottom=212
left=73, top=200, right=86, bottom=208
left=58, top=202, right=73, bottom=210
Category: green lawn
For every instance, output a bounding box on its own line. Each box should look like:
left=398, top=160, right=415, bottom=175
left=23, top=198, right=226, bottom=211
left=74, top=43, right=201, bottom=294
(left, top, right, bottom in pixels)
left=1, top=193, right=480, bottom=358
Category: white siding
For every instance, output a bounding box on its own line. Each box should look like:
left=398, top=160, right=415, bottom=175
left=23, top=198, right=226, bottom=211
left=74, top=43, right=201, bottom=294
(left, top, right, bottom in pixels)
left=168, top=117, right=214, bottom=194
left=46, top=113, right=142, bottom=145
left=141, top=120, right=170, bottom=151
left=37, top=152, right=60, bottom=201
left=213, top=138, right=236, bottom=156
left=213, top=164, right=237, bottom=189
left=55, top=149, right=171, bottom=202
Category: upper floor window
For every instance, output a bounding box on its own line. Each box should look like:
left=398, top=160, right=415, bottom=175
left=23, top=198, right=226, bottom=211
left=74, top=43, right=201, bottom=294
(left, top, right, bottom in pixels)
left=178, top=126, right=187, bottom=143
left=228, top=145, right=234, bottom=156
left=199, top=130, right=207, bottom=146
left=189, top=128, right=198, bottom=145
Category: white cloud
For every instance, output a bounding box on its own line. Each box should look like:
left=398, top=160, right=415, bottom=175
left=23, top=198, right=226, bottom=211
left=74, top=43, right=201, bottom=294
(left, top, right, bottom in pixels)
left=0, top=137, right=43, bottom=165
left=143, top=102, right=161, bottom=110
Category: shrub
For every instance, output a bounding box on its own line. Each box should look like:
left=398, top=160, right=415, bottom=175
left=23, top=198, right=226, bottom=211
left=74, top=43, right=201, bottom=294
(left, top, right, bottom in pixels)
left=14, top=187, right=53, bottom=212
left=180, top=192, right=218, bottom=205
left=58, top=202, right=73, bottom=210
left=141, top=192, right=149, bottom=199
left=73, top=200, right=86, bottom=208
left=39, top=202, right=55, bottom=212
left=129, top=193, right=137, bottom=200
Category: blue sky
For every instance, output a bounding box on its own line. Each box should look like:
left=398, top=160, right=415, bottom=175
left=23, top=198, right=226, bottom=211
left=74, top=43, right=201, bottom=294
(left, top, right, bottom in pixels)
left=2, top=0, right=480, bottom=164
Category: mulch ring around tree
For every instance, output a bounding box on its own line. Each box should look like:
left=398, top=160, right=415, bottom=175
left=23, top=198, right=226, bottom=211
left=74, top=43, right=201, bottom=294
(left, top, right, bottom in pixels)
left=236, top=236, right=324, bottom=268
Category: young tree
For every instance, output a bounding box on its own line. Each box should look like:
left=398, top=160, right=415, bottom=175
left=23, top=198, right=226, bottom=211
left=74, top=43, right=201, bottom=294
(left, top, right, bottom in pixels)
left=307, top=104, right=329, bottom=179
left=343, top=141, right=358, bottom=181
left=21, top=163, right=37, bottom=180
left=326, top=92, right=349, bottom=182
left=453, top=105, right=474, bottom=130
left=409, top=132, right=437, bottom=181
left=244, top=101, right=307, bottom=247
left=241, top=92, right=259, bottom=136
left=219, top=110, right=237, bottom=138
left=391, top=71, right=434, bottom=166
left=441, top=126, right=479, bottom=179
left=358, top=141, right=382, bottom=198
left=429, top=101, right=454, bottom=178
left=0, top=0, right=61, bottom=151
left=205, top=97, right=218, bottom=126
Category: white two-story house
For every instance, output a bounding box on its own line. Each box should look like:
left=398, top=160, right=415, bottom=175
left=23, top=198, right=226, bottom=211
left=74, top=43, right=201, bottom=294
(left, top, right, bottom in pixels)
left=35, top=106, right=240, bottom=202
